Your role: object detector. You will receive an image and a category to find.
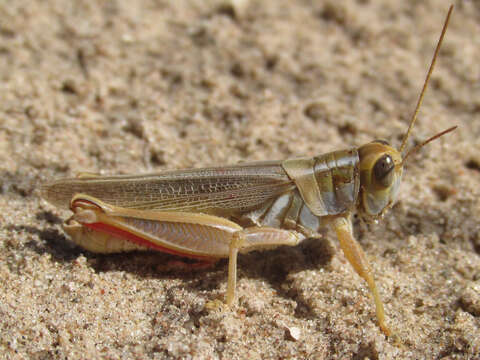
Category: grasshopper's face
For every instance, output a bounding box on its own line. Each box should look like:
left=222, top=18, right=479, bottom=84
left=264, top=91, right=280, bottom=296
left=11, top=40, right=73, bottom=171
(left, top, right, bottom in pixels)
left=357, top=141, right=403, bottom=219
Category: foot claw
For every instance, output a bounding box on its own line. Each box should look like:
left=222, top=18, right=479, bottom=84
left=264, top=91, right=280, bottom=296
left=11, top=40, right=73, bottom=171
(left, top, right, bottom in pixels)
left=205, top=299, right=225, bottom=312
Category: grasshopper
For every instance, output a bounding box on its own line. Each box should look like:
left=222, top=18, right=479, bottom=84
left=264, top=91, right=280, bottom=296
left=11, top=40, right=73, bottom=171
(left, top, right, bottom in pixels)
left=42, top=6, right=455, bottom=336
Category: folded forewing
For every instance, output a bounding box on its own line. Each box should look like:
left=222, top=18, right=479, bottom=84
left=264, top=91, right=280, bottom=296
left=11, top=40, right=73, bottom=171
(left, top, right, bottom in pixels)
left=43, top=161, right=295, bottom=216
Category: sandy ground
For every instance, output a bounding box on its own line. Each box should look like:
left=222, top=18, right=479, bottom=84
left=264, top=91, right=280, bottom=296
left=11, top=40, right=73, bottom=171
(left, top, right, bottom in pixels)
left=1, top=0, right=479, bottom=358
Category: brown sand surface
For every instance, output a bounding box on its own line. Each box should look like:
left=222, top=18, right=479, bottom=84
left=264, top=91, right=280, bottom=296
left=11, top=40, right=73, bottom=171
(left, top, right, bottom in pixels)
left=1, top=1, right=479, bottom=358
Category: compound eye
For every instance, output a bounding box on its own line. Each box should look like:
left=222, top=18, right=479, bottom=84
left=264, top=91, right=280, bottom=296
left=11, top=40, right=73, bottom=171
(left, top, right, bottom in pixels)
left=373, top=154, right=395, bottom=187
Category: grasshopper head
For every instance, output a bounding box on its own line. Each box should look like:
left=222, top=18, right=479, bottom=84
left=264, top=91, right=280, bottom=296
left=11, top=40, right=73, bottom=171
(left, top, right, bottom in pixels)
left=357, top=125, right=456, bottom=221
left=357, top=141, right=403, bottom=219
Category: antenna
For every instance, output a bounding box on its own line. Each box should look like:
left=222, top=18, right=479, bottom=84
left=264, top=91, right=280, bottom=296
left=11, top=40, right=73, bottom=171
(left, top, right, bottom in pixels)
left=401, top=125, right=457, bottom=166
left=399, top=5, right=454, bottom=154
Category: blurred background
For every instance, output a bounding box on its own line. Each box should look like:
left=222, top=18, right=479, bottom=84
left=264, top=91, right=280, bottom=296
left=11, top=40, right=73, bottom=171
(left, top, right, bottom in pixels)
left=0, top=1, right=479, bottom=358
